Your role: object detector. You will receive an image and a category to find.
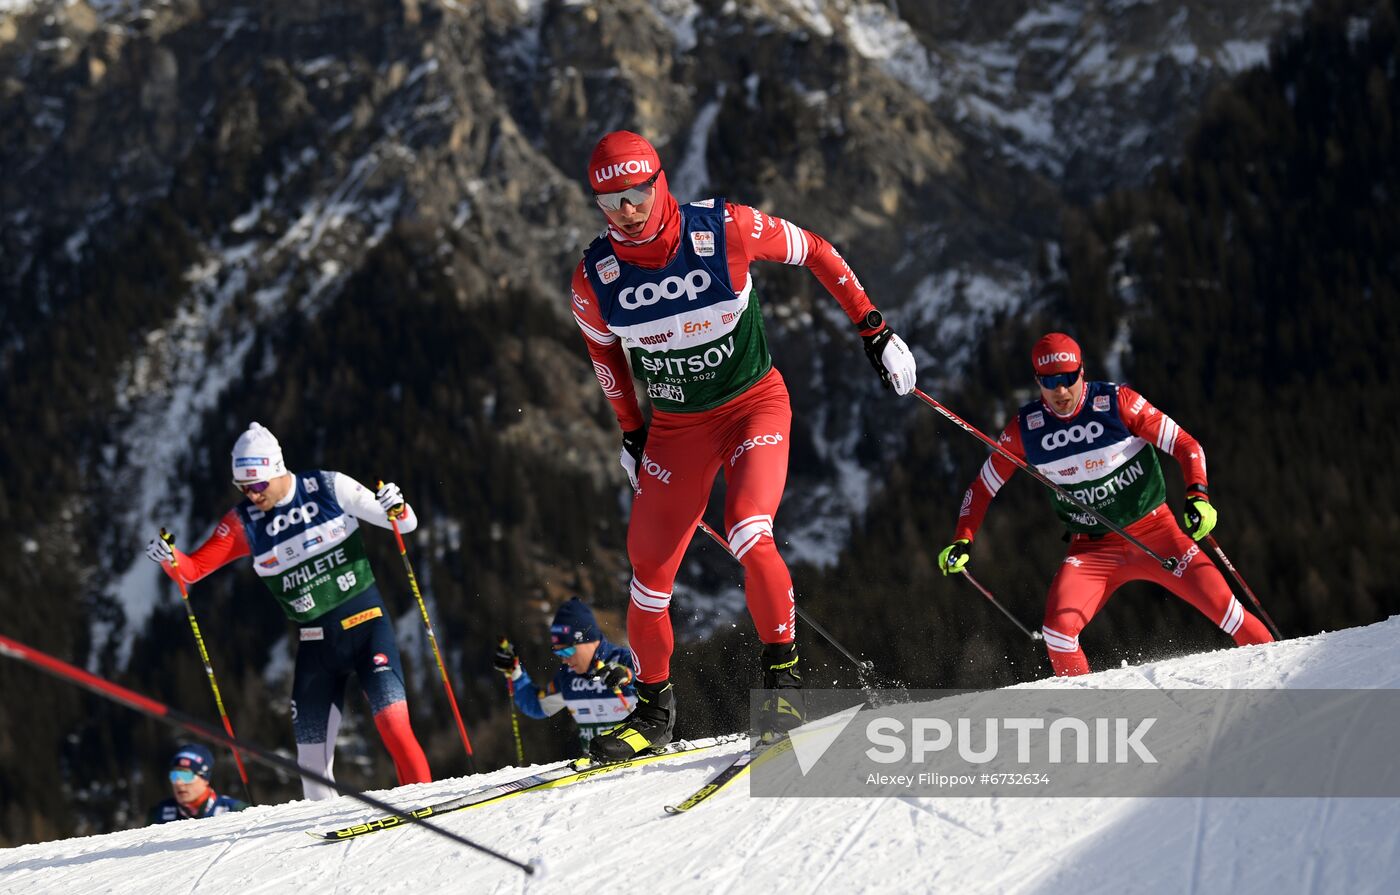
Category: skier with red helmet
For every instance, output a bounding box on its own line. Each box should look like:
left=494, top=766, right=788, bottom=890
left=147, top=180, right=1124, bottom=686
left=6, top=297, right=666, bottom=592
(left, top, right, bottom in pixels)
left=570, top=130, right=917, bottom=760
left=938, top=332, right=1273, bottom=675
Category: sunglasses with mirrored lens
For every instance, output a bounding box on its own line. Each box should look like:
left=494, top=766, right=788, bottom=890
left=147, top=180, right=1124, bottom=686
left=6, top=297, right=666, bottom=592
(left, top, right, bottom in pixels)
left=1037, top=368, right=1082, bottom=390
left=238, top=480, right=272, bottom=495
left=553, top=645, right=577, bottom=658
left=594, top=173, right=660, bottom=211
left=169, top=769, right=200, bottom=784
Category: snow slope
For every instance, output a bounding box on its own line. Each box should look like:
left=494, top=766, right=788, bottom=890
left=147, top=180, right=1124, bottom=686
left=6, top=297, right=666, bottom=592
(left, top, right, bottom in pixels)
left=4, top=618, right=1400, bottom=894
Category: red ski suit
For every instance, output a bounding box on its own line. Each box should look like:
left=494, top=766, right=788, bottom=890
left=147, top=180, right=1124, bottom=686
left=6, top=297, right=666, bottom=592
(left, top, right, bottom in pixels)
left=955, top=385, right=1273, bottom=675
left=571, top=201, right=880, bottom=683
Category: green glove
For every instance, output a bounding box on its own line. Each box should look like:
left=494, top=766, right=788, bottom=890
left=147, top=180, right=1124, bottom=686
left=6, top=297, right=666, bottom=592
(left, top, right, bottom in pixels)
left=938, top=539, right=971, bottom=576
left=1182, top=497, right=1217, bottom=541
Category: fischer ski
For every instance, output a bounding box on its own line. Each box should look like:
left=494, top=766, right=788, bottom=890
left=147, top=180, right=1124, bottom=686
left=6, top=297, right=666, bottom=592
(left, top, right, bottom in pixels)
left=663, top=735, right=795, bottom=815
left=312, top=735, right=738, bottom=841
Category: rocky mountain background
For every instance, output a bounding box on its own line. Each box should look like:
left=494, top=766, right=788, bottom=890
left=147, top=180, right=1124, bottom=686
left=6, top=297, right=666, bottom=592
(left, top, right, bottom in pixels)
left=2, top=0, right=1395, bottom=845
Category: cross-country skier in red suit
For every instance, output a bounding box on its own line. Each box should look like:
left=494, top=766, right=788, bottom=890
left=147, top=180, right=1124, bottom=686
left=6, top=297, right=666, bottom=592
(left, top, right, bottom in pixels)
left=938, top=332, right=1273, bottom=675
left=571, top=131, right=918, bottom=760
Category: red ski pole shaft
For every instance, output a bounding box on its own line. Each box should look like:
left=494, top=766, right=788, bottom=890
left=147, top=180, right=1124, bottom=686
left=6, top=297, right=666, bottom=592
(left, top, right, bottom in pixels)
left=593, top=660, right=630, bottom=711
left=1204, top=535, right=1283, bottom=640
left=960, top=570, right=1042, bottom=642
left=0, top=632, right=534, bottom=873
left=381, top=484, right=476, bottom=770
left=160, top=529, right=253, bottom=803
left=694, top=519, right=874, bottom=672
left=911, top=388, right=1178, bottom=571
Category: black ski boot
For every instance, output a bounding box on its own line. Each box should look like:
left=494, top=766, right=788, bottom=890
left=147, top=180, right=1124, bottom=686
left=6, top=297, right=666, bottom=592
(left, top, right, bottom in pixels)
left=759, top=641, right=804, bottom=740
left=589, top=679, right=676, bottom=762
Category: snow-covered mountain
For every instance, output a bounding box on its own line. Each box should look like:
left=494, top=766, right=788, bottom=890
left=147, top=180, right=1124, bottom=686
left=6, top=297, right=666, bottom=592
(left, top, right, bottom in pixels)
left=0, top=0, right=1309, bottom=650
left=3, top=616, right=1398, bottom=894
left=2, top=0, right=1350, bottom=845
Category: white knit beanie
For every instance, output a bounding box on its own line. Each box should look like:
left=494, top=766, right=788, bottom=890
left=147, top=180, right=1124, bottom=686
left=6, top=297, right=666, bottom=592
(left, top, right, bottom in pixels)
left=231, top=422, right=287, bottom=484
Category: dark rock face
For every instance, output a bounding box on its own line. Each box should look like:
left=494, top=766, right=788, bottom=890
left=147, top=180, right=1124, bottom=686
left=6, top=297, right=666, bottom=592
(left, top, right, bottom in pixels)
left=2, top=0, right=1304, bottom=328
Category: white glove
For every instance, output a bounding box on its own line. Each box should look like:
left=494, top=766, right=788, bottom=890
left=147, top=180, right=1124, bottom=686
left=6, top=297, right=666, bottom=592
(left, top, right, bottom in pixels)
left=619, top=427, right=647, bottom=492
left=619, top=448, right=639, bottom=491
left=862, top=326, right=918, bottom=396
left=375, top=481, right=406, bottom=518
left=145, top=536, right=175, bottom=565
left=880, top=332, right=918, bottom=396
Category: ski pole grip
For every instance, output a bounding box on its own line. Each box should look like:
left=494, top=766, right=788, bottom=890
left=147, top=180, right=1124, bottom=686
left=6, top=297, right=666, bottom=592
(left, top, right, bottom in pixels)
left=377, top=479, right=409, bottom=556
left=376, top=478, right=406, bottom=523
left=160, top=528, right=179, bottom=567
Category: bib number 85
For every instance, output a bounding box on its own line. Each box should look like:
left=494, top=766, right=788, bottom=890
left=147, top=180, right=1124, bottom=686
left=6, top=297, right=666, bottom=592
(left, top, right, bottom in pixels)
left=336, top=571, right=357, bottom=592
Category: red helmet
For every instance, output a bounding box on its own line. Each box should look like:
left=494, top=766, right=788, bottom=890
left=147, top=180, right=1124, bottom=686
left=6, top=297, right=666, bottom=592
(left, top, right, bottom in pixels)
left=1031, top=332, right=1083, bottom=375
left=587, top=130, right=662, bottom=194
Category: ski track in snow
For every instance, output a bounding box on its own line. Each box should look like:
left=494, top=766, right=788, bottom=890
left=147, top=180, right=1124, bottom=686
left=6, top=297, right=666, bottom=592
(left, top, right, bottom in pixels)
left=4, top=618, right=1400, bottom=893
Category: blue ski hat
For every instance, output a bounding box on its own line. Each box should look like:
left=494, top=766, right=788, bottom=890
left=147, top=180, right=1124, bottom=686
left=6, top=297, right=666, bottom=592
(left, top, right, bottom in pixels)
left=170, top=744, right=214, bottom=780
left=550, top=597, right=599, bottom=648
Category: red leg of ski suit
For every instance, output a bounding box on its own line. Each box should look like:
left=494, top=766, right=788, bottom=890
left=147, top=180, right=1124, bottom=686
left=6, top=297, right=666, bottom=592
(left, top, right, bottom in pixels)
left=1041, top=504, right=1273, bottom=675
left=627, top=368, right=797, bottom=683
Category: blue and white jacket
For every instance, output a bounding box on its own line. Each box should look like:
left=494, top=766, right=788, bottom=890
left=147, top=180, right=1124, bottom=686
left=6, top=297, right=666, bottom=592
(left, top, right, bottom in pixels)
left=147, top=792, right=247, bottom=825
left=510, top=638, right=638, bottom=749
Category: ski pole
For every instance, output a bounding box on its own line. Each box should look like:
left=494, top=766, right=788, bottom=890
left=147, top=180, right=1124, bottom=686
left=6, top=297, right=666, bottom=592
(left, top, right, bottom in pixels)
left=958, top=569, right=1042, bottom=642
left=1204, top=535, right=1283, bottom=640
left=911, top=388, right=1178, bottom=571
left=160, top=529, right=254, bottom=804
left=593, top=659, right=631, bottom=711
left=0, top=632, right=535, bottom=874
left=500, top=638, right=525, bottom=766
left=695, top=520, right=875, bottom=672
left=380, top=483, right=476, bottom=772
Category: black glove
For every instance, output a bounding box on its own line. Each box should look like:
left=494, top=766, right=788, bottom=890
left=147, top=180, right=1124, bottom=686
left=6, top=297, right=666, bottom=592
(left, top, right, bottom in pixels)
left=592, top=660, right=634, bottom=692
left=619, top=426, right=648, bottom=490
left=862, top=328, right=892, bottom=383
left=493, top=639, right=520, bottom=678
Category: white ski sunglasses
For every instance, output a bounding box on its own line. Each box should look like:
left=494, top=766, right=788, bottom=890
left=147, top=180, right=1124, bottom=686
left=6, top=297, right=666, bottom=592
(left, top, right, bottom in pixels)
left=594, top=172, right=660, bottom=211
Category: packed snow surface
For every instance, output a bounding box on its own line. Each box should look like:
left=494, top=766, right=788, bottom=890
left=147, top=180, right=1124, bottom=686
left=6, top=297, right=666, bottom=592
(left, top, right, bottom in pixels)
left=4, top=617, right=1399, bottom=893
